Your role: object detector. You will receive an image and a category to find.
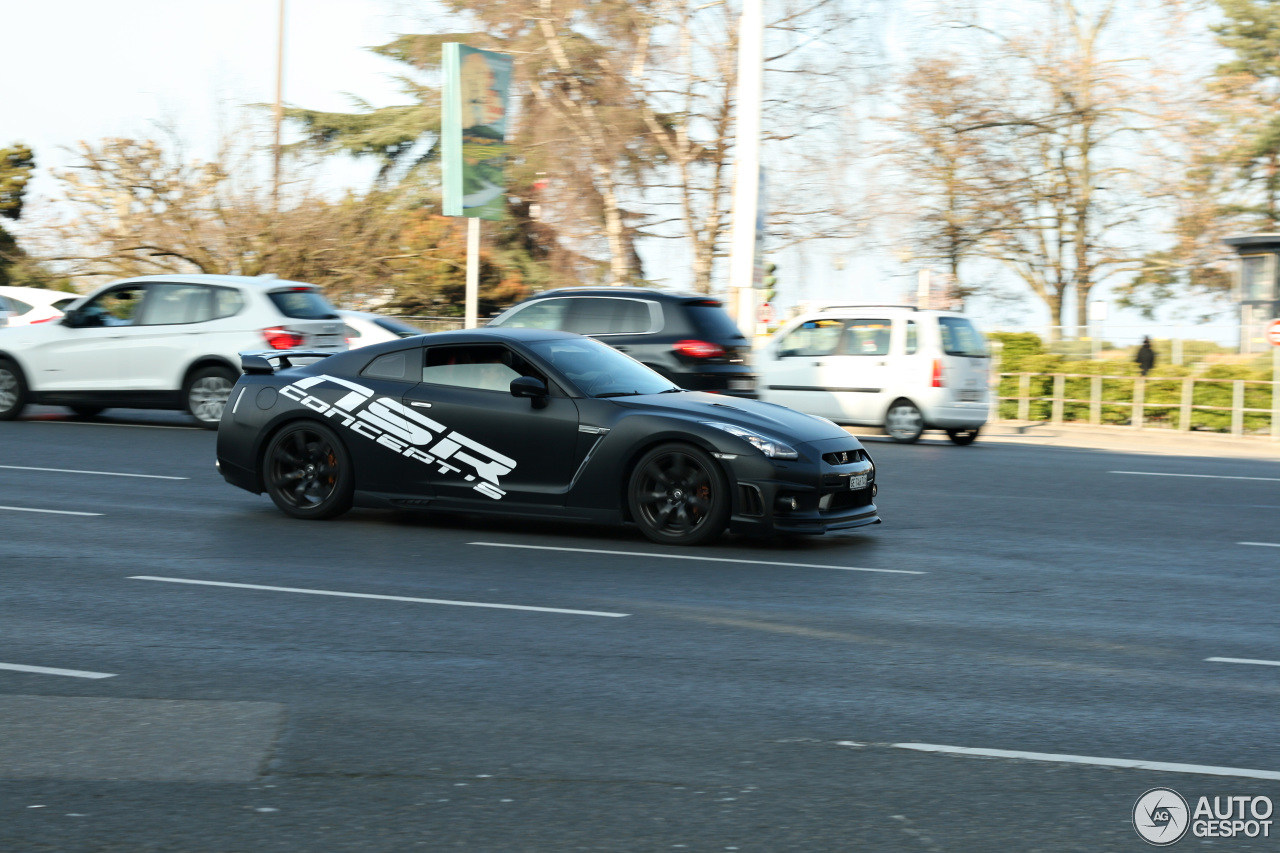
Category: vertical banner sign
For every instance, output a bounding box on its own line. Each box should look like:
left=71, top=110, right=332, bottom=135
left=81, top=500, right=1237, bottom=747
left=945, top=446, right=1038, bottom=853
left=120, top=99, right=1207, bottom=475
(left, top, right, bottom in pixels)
left=442, top=44, right=513, bottom=220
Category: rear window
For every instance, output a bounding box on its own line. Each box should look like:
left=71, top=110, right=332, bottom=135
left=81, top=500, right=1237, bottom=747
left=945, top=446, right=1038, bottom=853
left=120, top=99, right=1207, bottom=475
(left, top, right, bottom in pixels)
left=938, top=316, right=988, bottom=357
left=268, top=288, right=338, bottom=320
left=7, top=297, right=32, bottom=315
left=684, top=301, right=745, bottom=342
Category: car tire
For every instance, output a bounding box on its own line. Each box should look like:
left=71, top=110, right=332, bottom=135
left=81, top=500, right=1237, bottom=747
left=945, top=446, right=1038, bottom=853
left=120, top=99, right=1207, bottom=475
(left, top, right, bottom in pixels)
left=185, top=366, right=237, bottom=429
left=885, top=399, right=924, bottom=443
left=263, top=421, right=354, bottom=520
left=627, top=443, right=730, bottom=546
left=0, top=359, right=29, bottom=421
left=69, top=406, right=106, bottom=418
left=946, top=427, right=980, bottom=446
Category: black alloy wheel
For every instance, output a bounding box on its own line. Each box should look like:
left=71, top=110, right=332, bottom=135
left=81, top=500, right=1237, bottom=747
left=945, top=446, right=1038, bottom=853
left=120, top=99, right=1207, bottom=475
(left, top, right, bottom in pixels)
left=264, top=422, right=354, bottom=520
left=946, top=427, right=980, bottom=446
left=627, top=443, right=729, bottom=546
left=0, top=359, right=28, bottom=421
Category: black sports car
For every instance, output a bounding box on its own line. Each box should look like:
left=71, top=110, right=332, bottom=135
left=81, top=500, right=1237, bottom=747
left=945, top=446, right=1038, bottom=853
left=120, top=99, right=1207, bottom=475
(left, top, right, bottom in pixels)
left=215, top=328, right=879, bottom=545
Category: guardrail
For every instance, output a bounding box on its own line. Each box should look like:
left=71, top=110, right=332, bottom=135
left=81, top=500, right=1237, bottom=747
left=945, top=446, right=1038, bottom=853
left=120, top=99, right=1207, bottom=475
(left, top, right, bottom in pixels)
left=992, top=372, right=1280, bottom=438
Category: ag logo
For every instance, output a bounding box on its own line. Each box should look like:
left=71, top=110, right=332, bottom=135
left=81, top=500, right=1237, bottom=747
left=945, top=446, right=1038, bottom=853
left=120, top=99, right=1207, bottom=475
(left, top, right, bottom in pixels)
left=1134, top=787, right=1189, bottom=846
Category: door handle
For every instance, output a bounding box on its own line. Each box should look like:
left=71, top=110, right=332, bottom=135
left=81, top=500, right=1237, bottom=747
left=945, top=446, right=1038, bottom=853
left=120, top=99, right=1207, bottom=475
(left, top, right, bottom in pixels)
left=813, top=361, right=824, bottom=367
left=614, top=346, right=630, bottom=352
left=410, top=401, right=432, bottom=409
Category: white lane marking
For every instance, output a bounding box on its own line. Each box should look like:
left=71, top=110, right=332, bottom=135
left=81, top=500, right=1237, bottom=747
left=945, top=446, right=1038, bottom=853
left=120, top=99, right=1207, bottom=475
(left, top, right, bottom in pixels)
left=129, top=576, right=629, bottom=618
left=469, top=542, right=925, bottom=575
left=0, top=464, right=187, bottom=480
left=891, top=743, right=1280, bottom=781
left=0, top=505, right=103, bottom=517
left=1111, top=470, right=1280, bottom=483
left=1240, top=542, right=1280, bottom=548
left=0, top=662, right=116, bottom=679
left=1206, top=657, right=1280, bottom=667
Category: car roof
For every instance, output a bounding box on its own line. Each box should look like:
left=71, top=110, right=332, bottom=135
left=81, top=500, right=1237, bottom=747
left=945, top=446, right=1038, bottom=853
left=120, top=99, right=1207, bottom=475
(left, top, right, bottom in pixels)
left=102, top=274, right=321, bottom=290
left=520, top=287, right=714, bottom=303
left=0, top=286, right=75, bottom=304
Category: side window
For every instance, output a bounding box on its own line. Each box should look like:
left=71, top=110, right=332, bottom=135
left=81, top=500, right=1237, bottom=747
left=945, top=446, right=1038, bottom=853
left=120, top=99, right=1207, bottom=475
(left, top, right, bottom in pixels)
left=777, top=319, right=844, bottom=357
left=345, top=324, right=362, bottom=340
left=905, top=320, right=918, bottom=355
left=137, top=284, right=216, bottom=326
left=421, top=344, right=534, bottom=392
left=840, top=319, right=892, bottom=356
left=361, top=349, right=417, bottom=382
left=7, top=297, right=33, bottom=316
left=210, top=287, right=245, bottom=320
left=566, top=298, right=652, bottom=335
left=493, top=298, right=570, bottom=330
left=79, top=285, right=147, bottom=327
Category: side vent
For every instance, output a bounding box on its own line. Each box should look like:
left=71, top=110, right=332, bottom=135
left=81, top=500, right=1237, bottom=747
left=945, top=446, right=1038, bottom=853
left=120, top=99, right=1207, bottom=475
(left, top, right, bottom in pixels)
left=738, top=484, right=765, bottom=517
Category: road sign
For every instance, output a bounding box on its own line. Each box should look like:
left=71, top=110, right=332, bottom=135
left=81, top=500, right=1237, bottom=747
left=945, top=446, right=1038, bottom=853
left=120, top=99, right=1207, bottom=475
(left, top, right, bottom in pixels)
left=758, top=302, right=774, bottom=324
left=1268, top=318, right=1280, bottom=346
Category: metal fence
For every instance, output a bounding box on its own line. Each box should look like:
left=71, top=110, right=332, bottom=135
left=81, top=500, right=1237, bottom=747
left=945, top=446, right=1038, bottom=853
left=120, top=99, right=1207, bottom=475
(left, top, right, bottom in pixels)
left=991, top=324, right=1253, bottom=361
left=993, top=372, right=1280, bottom=438
left=391, top=315, right=467, bottom=333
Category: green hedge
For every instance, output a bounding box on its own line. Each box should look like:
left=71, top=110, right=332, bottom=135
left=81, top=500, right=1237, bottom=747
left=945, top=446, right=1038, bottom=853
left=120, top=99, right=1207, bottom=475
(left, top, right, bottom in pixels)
left=992, top=334, right=1276, bottom=432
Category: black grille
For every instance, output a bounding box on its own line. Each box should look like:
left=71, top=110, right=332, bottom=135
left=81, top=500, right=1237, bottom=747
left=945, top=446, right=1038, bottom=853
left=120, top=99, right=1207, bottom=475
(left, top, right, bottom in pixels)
left=822, top=449, right=863, bottom=466
left=738, top=484, right=764, bottom=517
left=819, top=489, right=874, bottom=512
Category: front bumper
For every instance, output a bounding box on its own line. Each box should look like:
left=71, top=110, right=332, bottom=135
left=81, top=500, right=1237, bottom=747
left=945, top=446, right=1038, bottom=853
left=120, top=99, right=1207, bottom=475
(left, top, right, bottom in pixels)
left=725, top=437, right=881, bottom=536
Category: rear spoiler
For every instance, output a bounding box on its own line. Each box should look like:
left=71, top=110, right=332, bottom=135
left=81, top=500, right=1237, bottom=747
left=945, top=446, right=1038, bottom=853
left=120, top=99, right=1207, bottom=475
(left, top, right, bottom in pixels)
left=240, top=350, right=337, bottom=375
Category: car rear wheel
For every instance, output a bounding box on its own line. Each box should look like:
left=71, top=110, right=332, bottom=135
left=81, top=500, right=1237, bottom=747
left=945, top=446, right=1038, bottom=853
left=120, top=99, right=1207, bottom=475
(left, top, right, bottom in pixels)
left=264, top=422, right=354, bottom=520
left=185, top=366, right=237, bottom=429
left=947, top=427, right=980, bottom=446
left=0, top=359, right=28, bottom=421
left=885, top=399, right=924, bottom=443
left=69, top=406, right=105, bottom=418
left=627, top=443, right=729, bottom=546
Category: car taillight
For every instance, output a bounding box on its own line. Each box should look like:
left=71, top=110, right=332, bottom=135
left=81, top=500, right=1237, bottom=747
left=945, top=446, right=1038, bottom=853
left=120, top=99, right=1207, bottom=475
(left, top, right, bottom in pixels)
left=931, top=358, right=944, bottom=388
left=674, top=339, right=726, bottom=359
left=264, top=326, right=306, bottom=350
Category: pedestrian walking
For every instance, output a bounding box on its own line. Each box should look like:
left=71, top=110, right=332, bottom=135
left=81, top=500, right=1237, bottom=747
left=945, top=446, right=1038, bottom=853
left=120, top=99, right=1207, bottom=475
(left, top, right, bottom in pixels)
left=1136, top=336, right=1156, bottom=376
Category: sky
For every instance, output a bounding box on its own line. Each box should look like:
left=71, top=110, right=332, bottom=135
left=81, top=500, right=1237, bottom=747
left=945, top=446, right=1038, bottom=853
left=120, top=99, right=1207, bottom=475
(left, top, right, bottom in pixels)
left=4, top=0, right=1246, bottom=345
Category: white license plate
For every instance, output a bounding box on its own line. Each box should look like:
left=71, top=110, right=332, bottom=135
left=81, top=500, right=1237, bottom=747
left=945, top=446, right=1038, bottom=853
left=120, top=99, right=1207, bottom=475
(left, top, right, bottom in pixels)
left=729, top=378, right=755, bottom=391
left=958, top=389, right=982, bottom=402
left=849, top=474, right=868, bottom=490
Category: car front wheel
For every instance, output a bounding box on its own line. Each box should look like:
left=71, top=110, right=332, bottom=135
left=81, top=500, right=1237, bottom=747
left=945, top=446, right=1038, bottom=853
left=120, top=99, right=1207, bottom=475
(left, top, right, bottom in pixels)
left=885, top=399, right=924, bottom=443
left=947, top=427, right=980, bottom=446
left=0, top=359, right=28, bottom=421
left=185, top=366, right=237, bottom=428
left=627, top=443, right=729, bottom=546
left=264, top=422, right=354, bottom=520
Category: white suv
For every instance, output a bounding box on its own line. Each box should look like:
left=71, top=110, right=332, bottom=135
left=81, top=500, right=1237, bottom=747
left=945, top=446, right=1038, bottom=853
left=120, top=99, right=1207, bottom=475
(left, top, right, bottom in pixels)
left=758, top=305, right=990, bottom=444
left=0, top=274, right=346, bottom=427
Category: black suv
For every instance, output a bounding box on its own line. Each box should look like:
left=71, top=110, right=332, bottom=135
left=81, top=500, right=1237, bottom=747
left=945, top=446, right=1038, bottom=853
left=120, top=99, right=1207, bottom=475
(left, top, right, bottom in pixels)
left=487, top=288, right=757, bottom=397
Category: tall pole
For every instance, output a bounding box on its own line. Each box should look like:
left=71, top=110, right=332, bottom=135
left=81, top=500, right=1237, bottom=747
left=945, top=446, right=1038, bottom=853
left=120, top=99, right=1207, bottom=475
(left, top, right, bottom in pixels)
left=273, top=0, right=286, bottom=209
left=728, top=0, right=764, bottom=337
left=465, top=217, right=480, bottom=329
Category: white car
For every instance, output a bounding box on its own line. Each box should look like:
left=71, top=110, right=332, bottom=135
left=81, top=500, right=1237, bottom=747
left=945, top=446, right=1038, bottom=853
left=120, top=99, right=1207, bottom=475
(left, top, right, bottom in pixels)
left=0, top=274, right=346, bottom=427
left=338, top=310, right=425, bottom=348
left=0, top=286, right=78, bottom=327
left=759, top=305, right=990, bottom=444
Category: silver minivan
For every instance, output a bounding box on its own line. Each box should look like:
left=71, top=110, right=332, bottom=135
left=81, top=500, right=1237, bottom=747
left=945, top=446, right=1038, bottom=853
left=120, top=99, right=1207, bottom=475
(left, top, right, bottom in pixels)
left=758, top=305, right=990, bottom=444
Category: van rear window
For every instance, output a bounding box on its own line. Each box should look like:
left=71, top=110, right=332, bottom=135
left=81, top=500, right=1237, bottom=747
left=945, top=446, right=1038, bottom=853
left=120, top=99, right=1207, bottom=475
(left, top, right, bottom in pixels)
left=268, top=289, right=338, bottom=320
left=938, top=316, right=988, bottom=357
left=685, top=301, right=746, bottom=342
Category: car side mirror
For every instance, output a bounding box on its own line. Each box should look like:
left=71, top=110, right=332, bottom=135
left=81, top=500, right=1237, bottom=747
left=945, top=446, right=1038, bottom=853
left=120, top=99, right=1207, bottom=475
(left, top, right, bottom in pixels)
left=61, top=309, right=83, bottom=328
left=510, top=375, right=549, bottom=408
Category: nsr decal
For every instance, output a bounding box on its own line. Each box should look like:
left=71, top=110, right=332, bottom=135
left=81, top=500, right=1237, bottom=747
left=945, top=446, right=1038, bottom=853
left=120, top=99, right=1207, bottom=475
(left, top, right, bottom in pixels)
left=279, top=374, right=514, bottom=500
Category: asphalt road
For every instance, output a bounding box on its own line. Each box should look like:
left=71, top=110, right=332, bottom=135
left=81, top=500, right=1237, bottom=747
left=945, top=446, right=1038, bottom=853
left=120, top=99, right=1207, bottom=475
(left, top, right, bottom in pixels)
left=3, top=406, right=1279, bottom=852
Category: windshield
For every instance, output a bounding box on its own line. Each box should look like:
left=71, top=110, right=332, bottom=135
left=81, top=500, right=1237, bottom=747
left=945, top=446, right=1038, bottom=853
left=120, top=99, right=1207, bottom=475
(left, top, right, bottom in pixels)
left=528, top=337, right=679, bottom=397
left=938, top=316, right=988, bottom=357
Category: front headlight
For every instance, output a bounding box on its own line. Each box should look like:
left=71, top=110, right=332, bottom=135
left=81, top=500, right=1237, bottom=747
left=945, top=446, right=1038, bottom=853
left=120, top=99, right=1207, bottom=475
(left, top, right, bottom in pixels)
left=702, top=422, right=799, bottom=459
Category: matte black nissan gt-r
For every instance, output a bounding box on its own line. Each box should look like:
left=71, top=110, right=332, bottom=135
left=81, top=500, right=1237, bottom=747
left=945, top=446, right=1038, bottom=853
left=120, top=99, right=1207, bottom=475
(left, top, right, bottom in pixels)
left=215, top=328, right=879, bottom=545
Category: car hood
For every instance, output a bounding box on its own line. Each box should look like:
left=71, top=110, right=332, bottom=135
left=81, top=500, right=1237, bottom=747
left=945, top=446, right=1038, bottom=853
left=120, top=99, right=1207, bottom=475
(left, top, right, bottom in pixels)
left=610, top=392, right=853, bottom=445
